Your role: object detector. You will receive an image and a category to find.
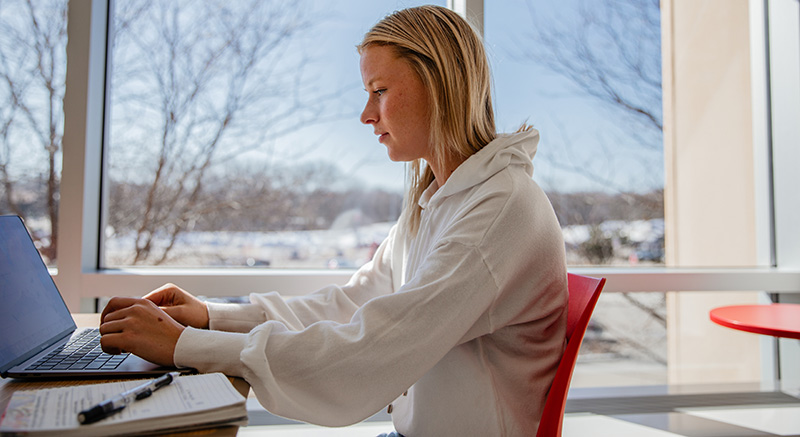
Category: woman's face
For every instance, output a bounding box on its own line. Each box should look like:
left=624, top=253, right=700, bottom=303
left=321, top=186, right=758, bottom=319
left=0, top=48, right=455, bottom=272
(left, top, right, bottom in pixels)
left=360, top=45, right=432, bottom=163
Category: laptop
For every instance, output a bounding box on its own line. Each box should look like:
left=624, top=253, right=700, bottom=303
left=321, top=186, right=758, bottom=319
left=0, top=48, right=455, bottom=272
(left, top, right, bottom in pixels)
left=0, top=215, right=186, bottom=378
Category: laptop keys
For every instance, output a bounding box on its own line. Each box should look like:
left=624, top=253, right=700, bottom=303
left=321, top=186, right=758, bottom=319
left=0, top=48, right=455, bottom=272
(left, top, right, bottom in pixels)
left=25, top=329, right=129, bottom=371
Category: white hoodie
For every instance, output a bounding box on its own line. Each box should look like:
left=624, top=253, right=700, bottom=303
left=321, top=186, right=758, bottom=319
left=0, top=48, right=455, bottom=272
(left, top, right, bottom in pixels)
left=174, top=129, right=568, bottom=436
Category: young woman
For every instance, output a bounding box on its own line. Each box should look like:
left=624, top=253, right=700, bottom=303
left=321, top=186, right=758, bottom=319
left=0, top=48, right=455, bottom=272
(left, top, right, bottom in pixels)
left=100, top=6, right=567, bottom=435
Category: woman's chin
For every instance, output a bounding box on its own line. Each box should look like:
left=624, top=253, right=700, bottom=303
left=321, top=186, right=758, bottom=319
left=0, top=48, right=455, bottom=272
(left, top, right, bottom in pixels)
left=385, top=149, right=403, bottom=162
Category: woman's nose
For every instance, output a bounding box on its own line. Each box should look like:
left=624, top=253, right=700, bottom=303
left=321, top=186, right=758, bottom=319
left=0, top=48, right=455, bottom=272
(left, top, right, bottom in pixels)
left=360, top=100, right=377, bottom=125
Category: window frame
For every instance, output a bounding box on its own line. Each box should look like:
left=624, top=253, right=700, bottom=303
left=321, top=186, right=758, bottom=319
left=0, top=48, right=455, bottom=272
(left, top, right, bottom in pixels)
left=55, top=0, right=800, bottom=315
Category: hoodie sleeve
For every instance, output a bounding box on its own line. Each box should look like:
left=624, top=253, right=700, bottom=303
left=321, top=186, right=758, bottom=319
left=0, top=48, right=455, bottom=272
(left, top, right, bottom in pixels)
left=173, top=238, right=500, bottom=427
left=203, top=224, right=402, bottom=333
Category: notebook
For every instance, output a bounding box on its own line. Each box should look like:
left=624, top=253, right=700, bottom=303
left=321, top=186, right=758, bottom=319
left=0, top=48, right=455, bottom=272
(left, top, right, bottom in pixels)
left=0, top=214, right=184, bottom=378
left=0, top=372, right=248, bottom=435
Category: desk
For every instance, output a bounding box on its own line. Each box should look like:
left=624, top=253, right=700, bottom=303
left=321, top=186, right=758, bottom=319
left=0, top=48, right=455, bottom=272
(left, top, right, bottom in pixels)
left=710, top=304, right=800, bottom=340
left=1, top=314, right=250, bottom=436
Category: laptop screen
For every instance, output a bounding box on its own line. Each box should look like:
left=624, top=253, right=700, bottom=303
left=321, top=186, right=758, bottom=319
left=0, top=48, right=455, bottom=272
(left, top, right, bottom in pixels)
left=0, top=215, right=76, bottom=373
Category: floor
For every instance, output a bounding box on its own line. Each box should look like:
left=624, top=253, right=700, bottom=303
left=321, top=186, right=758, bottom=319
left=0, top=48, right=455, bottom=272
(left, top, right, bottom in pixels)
left=237, top=382, right=800, bottom=436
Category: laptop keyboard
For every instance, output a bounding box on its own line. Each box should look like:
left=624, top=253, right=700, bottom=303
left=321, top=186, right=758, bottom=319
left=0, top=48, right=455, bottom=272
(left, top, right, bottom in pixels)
left=25, top=329, right=130, bottom=371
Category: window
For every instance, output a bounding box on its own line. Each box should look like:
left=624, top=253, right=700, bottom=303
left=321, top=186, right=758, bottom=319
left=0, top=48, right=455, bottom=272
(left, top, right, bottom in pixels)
left=486, top=0, right=668, bottom=387
left=103, top=0, right=442, bottom=269
left=488, top=0, right=664, bottom=268
left=483, top=0, right=793, bottom=387
left=0, top=0, right=68, bottom=266
left=57, top=0, right=799, bottom=388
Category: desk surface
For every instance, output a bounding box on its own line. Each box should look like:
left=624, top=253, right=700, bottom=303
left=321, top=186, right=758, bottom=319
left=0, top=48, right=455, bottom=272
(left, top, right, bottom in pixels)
left=1, top=314, right=250, bottom=436
left=710, top=304, right=800, bottom=340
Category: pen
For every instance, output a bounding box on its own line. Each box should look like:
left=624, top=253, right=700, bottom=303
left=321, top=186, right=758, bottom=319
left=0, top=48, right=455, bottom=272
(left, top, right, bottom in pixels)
left=77, top=372, right=179, bottom=425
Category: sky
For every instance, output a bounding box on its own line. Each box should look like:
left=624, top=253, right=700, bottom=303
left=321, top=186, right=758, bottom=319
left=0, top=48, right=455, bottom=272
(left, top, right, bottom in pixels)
left=249, top=0, right=444, bottom=193
left=254, top=0, right=665, bottom=195
left=487, top=0, right=663, bottom=194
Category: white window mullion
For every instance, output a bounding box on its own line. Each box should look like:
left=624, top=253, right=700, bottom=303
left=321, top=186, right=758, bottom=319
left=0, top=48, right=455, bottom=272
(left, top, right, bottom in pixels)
left=769, top=0, right=800, bottom=272
left=57, top=0, right=109, bottom=312
left=766, top=0, right=800, bottom=383
left=750, top=0, right=774, bottom=270
left=448, top=0, right=484, bottom=36
left=76, top=267, right=800, bottom=299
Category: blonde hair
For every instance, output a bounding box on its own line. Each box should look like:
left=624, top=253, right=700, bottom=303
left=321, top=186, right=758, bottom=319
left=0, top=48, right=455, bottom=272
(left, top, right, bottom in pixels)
left=358, top=5, right=496, bottom=235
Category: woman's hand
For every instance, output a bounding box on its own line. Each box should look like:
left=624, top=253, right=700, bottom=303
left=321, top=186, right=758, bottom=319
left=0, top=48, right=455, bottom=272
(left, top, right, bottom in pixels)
left=99, top=297, right=184, bottom=366
left=143, top=283, right=210, bottom=329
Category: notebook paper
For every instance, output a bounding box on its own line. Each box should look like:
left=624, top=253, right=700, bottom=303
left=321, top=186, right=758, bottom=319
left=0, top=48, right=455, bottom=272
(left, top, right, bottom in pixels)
left=1, top=372, right=247, bottom=436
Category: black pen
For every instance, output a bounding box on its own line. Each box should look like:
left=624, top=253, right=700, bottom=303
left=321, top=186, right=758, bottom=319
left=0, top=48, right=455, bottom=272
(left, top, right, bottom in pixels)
left=77, top=372, right=179, bottom=425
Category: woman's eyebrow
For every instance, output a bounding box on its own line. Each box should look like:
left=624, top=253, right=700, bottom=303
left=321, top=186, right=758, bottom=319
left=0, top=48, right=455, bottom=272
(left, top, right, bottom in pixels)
left=365, top=76, right=384, bottom=88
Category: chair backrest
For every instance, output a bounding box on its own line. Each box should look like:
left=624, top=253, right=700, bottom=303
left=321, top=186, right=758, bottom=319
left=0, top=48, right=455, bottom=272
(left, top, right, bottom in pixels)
left=536, top=273, right=605, bottom=437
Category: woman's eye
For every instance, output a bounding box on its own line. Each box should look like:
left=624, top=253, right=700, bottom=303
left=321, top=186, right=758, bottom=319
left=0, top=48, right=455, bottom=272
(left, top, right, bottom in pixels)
left=374, top=89, right=386, bottom=96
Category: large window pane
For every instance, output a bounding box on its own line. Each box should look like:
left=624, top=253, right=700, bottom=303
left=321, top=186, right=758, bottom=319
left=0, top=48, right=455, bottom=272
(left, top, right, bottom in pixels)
left=487, top=0, right=664, bottom=268
left=0, top=0, right=67, bottom=266
left=487, top=0, right=767, bottom=388
left=574, top=292, right=667, bottom=387
left=104, top=0, right=442, bottom=268
left=486, top=0, right=668, bottom=388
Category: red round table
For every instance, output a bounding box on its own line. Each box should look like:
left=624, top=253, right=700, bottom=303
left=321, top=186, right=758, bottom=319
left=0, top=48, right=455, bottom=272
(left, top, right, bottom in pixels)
left=710, top=304, right=800, bottom=340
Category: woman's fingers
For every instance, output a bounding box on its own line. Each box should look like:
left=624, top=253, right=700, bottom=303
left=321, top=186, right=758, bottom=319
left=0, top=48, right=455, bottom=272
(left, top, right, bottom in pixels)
left=143, top=283, right=183, bottom=306
left=98, top=298, right=185, bottom=366
left=98, top=317, right=126, bottom=335
left=99, top=331, right=126, bottom=355
left=100, top=296, right=141, bottom=323
left=140, top=284, right=208, bottom=329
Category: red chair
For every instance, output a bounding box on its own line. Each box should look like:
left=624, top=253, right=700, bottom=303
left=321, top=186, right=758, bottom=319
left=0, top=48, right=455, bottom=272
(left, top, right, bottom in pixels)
left=536, top=273, right=606, bottom=437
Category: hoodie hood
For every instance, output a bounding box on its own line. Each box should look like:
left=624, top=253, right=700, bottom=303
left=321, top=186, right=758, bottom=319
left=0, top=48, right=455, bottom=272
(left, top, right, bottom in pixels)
left=422, top=129, right=539, bottom=207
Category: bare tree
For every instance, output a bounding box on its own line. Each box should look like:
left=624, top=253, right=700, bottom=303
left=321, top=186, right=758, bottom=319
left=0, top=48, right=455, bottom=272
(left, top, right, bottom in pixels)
left=107, top=0, right=348, bottom=265
left=517, top=0, right=663, bottom=195
left=0, top=0, right=67, bottom=263
left=520, top=0, right=662, bottom=143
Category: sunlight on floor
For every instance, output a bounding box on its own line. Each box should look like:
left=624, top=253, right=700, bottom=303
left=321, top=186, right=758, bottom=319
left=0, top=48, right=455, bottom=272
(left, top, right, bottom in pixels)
left=237, top=421, right=395, bottom=437
left=237, top=415, right=685, bottom=437
left=237, top=408, right=800, bottom=436
left=563, top=414, right=683, bottom=437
